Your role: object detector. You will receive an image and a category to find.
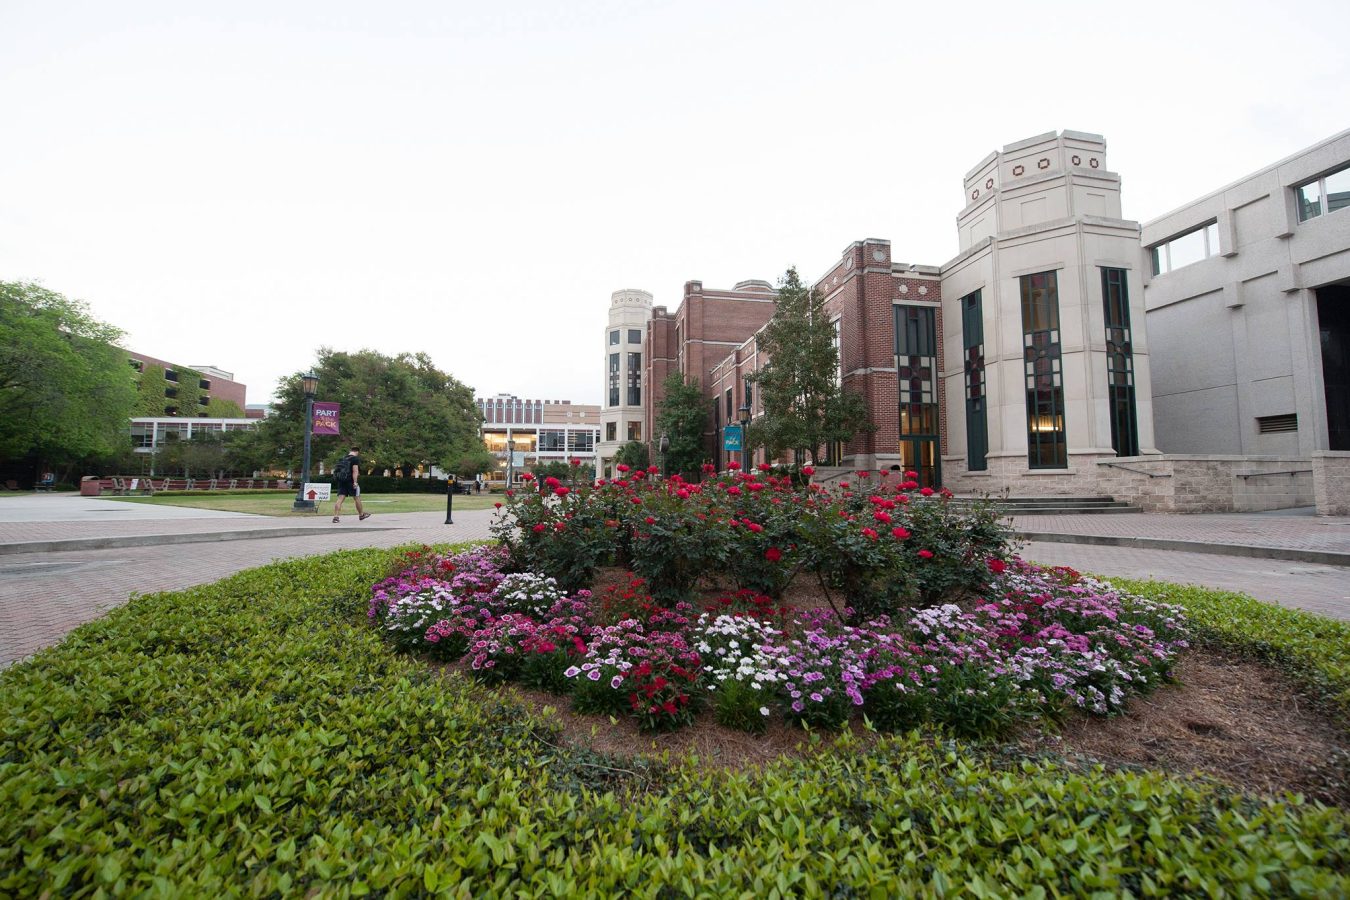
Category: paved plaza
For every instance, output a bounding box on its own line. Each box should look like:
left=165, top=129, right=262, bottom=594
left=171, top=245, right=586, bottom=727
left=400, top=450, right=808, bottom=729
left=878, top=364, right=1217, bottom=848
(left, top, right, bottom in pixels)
left=1, top=493, right=1347, bottom=668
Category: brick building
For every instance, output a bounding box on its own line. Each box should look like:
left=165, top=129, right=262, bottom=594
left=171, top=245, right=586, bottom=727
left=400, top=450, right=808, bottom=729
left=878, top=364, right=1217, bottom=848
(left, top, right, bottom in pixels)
left=125, top=350, right=248, bottom=415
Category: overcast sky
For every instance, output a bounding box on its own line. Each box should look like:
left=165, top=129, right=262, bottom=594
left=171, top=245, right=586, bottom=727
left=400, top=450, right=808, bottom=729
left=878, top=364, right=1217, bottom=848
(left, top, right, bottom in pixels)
left=3, top=0, right=1348, bottom=406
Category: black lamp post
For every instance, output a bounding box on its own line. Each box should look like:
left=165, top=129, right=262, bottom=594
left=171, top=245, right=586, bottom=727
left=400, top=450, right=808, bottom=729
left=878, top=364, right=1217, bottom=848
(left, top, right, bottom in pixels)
left=738, top=403, right=751, bottom=471
left=659, top=432, right=670, bottom=479
left=292, top=372, right=319, bottom=511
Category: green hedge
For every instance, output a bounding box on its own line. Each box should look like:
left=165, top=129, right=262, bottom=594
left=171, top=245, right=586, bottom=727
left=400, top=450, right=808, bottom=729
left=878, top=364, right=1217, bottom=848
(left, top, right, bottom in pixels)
left=337, top=475, right=450, bottom=494
left=148, top=488, right=293, bottom=497
left=1115, top=579, right=1350, bottom=721
left=0, top=550, right=1346, bottom=896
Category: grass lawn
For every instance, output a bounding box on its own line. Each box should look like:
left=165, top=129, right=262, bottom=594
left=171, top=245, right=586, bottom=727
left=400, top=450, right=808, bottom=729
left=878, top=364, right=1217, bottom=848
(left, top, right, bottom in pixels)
left=109, top=491, right=500, bottom=516
left=1, top=547, right=1346, bottom=895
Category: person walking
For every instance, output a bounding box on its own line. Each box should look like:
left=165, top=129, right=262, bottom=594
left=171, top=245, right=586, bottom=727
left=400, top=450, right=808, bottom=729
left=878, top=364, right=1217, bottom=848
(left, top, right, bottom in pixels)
left=332, top=446, right=370, bottom=523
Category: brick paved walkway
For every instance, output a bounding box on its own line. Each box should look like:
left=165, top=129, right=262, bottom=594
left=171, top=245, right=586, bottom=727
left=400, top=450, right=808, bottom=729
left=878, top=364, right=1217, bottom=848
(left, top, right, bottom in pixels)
left=1010, top=510, right=1350, bottom=555
left=4, top=498, right=1349, bottom=669
left=0, top=509, right=496, bottom=667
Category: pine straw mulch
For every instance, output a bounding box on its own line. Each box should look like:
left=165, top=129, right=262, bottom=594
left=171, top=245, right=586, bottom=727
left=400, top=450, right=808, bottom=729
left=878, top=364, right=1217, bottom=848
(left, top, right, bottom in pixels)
left=441, top=568, right=1350, bottom=805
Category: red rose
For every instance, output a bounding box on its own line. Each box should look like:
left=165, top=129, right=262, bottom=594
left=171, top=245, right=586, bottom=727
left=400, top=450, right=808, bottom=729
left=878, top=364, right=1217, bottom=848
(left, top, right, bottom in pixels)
left=532, top=524, right=547, bottom=533
left=765, top=547, right=782, bottom=562
left=758, top=463, right=772, bottom=472
left=493, top=502, right=502, bottom=509
left=728, top=460, right=741, bottom=470
left=801, top=465, right=815, bottom=476
left=874, top=511, right=891, bottom=523
left=676, top=488, right=690, bottom=499
left=747, top=522, right=763, bottom=533
left=918, top=549, right=934, bottom=559
left=905, top=470, right=918, bottom=479
left=892, top=527, right=911, bottom=540
left=861, top=527, right=878, bottom=540
left=645, top=516, right=657, bottom=525
left=617, top=464, right=630, bottom=472
left=987, top=558, right=1007, bottom=574
left=920, top=487, right=934, bottom=497
left=520, top=472, right=535, bottom=481
left=646, top=466, right=659, bottom=474
left=555, top=487, right=570, bottom=497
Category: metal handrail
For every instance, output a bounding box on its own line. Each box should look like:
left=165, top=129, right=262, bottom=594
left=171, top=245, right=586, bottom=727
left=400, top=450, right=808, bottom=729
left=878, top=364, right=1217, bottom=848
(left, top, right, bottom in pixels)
left=1236, top=469, right=1312, bottom=479
left=1099, top=462, right=1172, bottom=478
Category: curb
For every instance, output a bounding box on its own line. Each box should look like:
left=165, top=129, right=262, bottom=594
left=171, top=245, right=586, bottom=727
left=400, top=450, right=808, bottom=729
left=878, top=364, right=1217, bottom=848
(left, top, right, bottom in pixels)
left=1015, top=530, right=1350, bottom=568
left=0, top=525, right=396, bottom=557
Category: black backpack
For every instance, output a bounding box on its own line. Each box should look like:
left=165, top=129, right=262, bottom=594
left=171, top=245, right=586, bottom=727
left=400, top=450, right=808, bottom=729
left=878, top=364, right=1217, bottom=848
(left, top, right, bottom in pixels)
left=333, top=456, right=353, bottom=482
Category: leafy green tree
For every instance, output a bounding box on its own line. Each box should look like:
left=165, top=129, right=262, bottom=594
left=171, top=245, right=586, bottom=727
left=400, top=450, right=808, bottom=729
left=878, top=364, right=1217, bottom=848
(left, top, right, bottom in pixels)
left=258, top=349, right=486, bottom=478
left=747, top=268, right=871, bottom=464
left=0, top=281, right=137, bottom=470
left=655, top=373, right=708, bottom=475
left=614, top=439, right=649, bottom=470
left=446, top=446, right=496, bottom=479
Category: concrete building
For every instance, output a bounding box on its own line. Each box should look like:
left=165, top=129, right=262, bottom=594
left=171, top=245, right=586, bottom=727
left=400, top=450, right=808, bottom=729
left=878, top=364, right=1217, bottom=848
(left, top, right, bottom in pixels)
left=597, top=290, right=653, bottom=479
left=1141, top=128, right=1350, bottom=514
left=939, top=130, right=1160, bottom=497
left=475, top=394, right=601, bottom=484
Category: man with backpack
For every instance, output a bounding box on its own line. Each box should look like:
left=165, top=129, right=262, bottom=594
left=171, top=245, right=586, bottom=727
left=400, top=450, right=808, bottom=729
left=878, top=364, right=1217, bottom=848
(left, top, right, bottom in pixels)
left=331, top=447, right=370, bottom=523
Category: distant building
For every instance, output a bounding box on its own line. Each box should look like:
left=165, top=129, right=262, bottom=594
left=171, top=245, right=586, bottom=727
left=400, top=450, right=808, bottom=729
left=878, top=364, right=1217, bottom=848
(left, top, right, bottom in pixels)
left=475, top=394, right=602, bottom=483
left=596, top=290, right=653, bottom=478
left=125, top=350, right=247, bottom=417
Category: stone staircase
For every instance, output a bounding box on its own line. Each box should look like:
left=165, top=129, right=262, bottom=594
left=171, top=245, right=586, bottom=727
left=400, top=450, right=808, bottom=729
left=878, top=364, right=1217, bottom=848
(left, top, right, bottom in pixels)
left=952, top=496, right=1141, bottom=515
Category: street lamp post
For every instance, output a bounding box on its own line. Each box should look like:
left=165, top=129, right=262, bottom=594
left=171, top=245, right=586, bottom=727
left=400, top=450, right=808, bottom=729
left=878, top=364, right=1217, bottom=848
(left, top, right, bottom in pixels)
left=292, top=372, right=319, bottom=512
left=659, top=432, right=669, bottom=479
left=738, top=403, right=751, bottom=472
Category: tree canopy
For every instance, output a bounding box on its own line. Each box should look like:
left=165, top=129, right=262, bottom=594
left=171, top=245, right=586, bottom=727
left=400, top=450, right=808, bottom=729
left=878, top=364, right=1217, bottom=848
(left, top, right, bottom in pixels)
left=613, top=439, right=649, bottom=470
left=654, top=372, right=708, bottom=475
left=0, top=281, right=137, bottom=467
left=257, top=349, right=486, bottom=477
left=747, top=267, right=871, bottom=463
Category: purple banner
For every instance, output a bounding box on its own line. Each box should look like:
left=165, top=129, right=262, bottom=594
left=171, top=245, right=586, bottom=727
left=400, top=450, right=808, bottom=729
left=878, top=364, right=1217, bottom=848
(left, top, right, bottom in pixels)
left=312, top=401, right=340, bottom=435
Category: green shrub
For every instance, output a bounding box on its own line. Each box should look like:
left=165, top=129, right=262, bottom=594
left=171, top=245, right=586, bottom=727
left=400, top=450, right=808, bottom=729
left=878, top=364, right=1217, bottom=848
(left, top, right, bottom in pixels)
left=2, top=549, right=1346, bottom=896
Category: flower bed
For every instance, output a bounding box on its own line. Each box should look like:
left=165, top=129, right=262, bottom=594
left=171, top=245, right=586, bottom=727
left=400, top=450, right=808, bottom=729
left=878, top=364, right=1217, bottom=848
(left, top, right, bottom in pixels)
left=370, top=544, right=1189, bottom=737
left=488, top=464, right=1009, bottom=613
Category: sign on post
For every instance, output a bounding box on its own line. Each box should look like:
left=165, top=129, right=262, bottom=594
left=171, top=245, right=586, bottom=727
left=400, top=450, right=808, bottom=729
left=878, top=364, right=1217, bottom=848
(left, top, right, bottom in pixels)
left=723, top=425, right=743, bottom=452
left=312, top=402, right=341, bottom=435
left=304, top=483, right=332, bottom=502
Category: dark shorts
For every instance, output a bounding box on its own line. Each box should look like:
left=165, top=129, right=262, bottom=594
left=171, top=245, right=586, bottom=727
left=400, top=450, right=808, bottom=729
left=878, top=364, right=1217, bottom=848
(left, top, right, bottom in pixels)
left=336, top=480, right=359, bottom=497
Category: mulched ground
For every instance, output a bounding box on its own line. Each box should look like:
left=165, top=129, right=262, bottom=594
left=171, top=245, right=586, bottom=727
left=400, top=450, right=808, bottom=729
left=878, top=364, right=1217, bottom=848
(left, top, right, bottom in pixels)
left=1018, top=648, right=1349, bottom=806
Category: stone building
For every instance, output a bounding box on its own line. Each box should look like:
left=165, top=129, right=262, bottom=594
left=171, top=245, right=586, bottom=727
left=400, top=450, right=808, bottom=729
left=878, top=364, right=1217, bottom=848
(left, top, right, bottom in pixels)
left=596, top=290, right=653, bottom=479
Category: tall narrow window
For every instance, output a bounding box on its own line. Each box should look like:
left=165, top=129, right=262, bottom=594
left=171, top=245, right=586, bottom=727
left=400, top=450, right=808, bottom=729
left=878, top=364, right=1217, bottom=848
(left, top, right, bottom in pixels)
left=608, top=353, right=620, bottom=407
left=1021, top=271, right=1067, bottom=468
left=960, top=290, right=987, bottom=471
left=1101, top=268, right=1139, bottom=457
left=894, top=305, right=941, bottom=487
left=627, top=352, right=641, bottom=406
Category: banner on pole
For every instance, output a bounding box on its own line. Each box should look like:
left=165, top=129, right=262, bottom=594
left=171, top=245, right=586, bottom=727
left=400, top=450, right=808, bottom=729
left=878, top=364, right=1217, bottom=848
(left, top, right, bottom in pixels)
left=313, top=402, right=340, bottom=435
left=722, top=426, right=743, bottom=452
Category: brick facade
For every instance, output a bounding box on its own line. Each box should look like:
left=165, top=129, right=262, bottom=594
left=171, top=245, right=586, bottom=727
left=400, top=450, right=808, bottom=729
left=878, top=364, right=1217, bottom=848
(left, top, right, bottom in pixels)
left=125, top=350, right=247, bottom=413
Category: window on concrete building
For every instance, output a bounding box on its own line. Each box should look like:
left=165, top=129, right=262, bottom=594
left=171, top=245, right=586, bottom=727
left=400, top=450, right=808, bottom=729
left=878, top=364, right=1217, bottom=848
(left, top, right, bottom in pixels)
left=627, top=421, right=642, bottom=441
left=539, top=430, right=566, bottom=452
left=567, top=430, right=594, bottom=453
left=609, top=330, right=619, bottom=345
left=1150, top=222, right=1219, bottom=274
left=199, top=379, right=211, bottom=390
left=627, top=352, right=641, bottom=406
left=1296, top=164, right=1350, bottom=223
left=894, top=305, right=941, bottom=487
left=606, top=422, right=617, bottom=442
left=608, top=353, right=620, bottom=407
left=1102, top=268, right=1140, bottom=457
left=164, top=369, right=179, bottom=383
left=1021, top=271, right=1067, bottom=469
left=960, top=290, right=988, bottom=471
left=165, top=387, right=178, bottom=399
left=198, top=396, right=209, bottom=407
left=131, top=422, right=153, bottom=448
left=628, top=329, right=641, bottom=344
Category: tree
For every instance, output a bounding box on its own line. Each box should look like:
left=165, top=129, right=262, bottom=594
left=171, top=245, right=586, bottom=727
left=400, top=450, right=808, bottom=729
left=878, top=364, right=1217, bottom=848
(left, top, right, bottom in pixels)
left=0, top=281, right=137, bottom=471
left=655, top=372, right=708, bottom=475
left=747, top=267, right=871, bottom=464
left=614, top=439, right=649, bottom=470
left=445, top=446, right=496, bottom=479
left=257, top=349, right=486, bottom=477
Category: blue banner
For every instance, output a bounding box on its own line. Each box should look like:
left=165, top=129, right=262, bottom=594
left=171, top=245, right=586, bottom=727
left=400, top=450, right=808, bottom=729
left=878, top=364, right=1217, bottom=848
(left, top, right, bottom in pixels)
left=723, top=426, right=743, bottom=452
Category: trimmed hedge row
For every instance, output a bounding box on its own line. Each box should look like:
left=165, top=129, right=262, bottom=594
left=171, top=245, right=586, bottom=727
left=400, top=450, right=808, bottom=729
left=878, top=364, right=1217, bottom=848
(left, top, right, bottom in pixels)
left=342, top=475, right=451, bottom=494
left=0, top=548, right=1346, bottom=896
left=1116, top=579, right=1350, bottom=722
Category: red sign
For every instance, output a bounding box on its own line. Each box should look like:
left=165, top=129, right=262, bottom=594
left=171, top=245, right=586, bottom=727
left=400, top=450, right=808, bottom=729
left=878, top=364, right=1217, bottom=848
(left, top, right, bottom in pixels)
left=313, top=401, right=340, bottom=435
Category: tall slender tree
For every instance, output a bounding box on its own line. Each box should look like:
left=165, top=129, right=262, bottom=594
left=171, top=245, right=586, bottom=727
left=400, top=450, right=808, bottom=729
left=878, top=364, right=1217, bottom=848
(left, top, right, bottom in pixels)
left=655, top=372, right=708, bottom=475
left=747, top=268, right=871, bottom=464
